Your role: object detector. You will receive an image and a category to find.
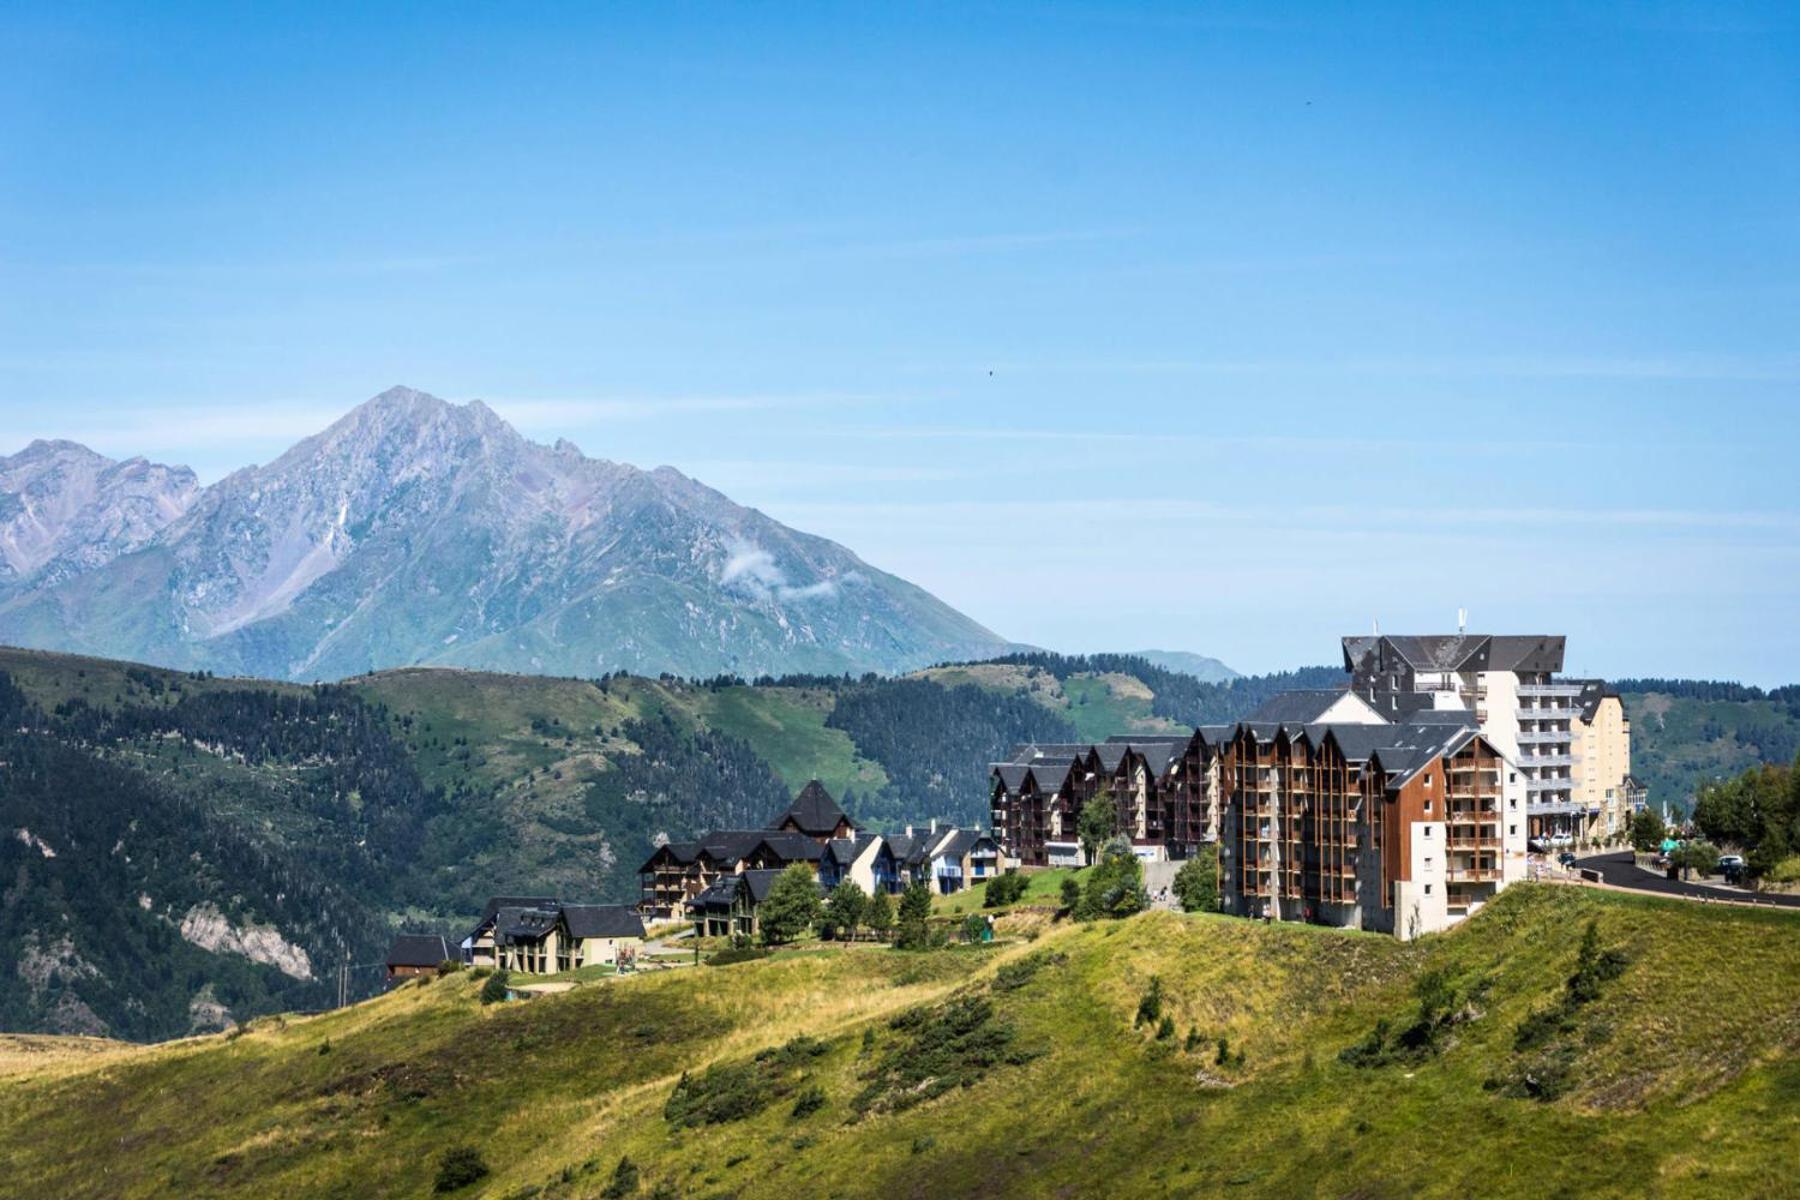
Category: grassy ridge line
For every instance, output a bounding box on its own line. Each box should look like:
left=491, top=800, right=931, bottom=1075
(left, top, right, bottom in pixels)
left=4, top=886, right=1795, bottom=1199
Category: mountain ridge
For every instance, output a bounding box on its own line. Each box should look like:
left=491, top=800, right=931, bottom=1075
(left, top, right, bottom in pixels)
left=0, top=387, right=1010, bottom=680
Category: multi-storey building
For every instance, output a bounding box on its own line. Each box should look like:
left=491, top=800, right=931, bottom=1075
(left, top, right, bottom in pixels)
left=990, top=709, right=1527, bottom=939
left=1569, top=681, right=1638, bottom=845
left=1342, top=633, right=1589, bottom=846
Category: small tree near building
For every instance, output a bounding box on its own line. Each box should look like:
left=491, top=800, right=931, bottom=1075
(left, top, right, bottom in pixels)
left=895, top=880, right=934, bottom=950
left=864, top=890, right=894, bottom=941
left=1172, top=846, right=1220, bottom=913
left=1077, top=796, right=1118, bottom=864
left=1670, top=840, right=1722, bottom=879
left=1629, top=808, right=1667, bottom=854
left=759, top=863, right=823, bottom=946
left=826, top=880, right=868, bottom=941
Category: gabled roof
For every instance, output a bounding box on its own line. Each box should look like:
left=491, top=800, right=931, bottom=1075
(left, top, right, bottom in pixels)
left=1248, top=689, right=1377, bottom=725
left=696, top=830, right=766, bottom=867
left=771, top=780, right=853, bottom=836
left=1343, top=633, right=1565, bottom=676
left=884, top=832, right=920, bottom=864
left=468, top=895, right=558, bottom=940
left=386, top=933, right=450, bottom=968
left=560, top=905, right=646, bottom=940
left=637, top=840, right=700, bottom=873
left=993, top=762, right=1032, bottom=792
left=739, top=868, right=787, bottom=903
left=751, top=831, right=825, bottom=863
left=931, top=829, right=983, bottom=860
left=495, top=905, right=560, bottom=945
left=1571, top=678, right=1619, bottom=722
left=824, top=833, right=883, bottom=868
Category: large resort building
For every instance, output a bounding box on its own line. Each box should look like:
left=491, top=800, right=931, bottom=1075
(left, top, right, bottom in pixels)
left=991, top=631, right=1637, bottom=940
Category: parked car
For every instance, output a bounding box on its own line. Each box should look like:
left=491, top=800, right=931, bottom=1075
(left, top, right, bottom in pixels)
left=1557, top=851, right=1578, bottom=868
left=1717, top=854, right=1746, bottom=871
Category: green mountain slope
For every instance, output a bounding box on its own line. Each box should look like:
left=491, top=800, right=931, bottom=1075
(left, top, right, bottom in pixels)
left=1623, top=688, right=1800, bottom=815
left=2, top=887, right=1794, bottom=1199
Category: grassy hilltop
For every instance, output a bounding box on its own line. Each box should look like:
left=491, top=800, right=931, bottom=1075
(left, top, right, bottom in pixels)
left=3, top=886, right=1795, bottom=1200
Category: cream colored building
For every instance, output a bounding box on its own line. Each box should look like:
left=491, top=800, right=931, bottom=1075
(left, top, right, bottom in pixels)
left=1570, top=681, right=1633, bottom=847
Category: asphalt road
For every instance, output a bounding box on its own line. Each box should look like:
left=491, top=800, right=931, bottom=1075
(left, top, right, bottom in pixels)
left=1572, top=851, right=1800, bottom=910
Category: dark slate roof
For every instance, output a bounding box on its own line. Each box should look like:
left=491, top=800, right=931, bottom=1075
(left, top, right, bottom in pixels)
left=740, top=868, right=787, bottom=903
left=697, top=830, right=766, bottom=866
left=386, top=933, right=450, bottom=968
left=1248, top=689, right=1360, bottom=724
left=1343, top=634, right=1565, bottom=676
left=1571, top=678, right=1618, bottom=722
left=772, top=780, right=852, bottom=836
left=1026, top=760, right=1074, bottom=792
left=825, top=833, right=882, bottom=867
left=637, top=840, right=700, bottom=873
left=932, top=829, right=982, bottom=859
left=884, top=833, right=919, bottom=864
left=1196, top=724, right=1236, bottom=747
left=1095, top=743, right=1132, bottom=772
left=690, top=879, right=738, bottom=910
left=993, top=763, right=1032, bottom=791
left=560, top=905, right=646, bottom=940
left=495, top=905, right=560, bottom=945
left=468, top=895, right=559, bottom=940
left=753, top=831, right=825, bottom=863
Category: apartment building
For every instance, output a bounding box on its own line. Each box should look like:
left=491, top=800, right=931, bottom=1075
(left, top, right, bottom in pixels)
left=1342, top=633, right=1589, bottom=847
left=1569, top=681, right=1641, bottom=844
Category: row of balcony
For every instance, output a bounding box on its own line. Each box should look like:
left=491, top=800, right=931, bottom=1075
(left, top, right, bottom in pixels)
left=1517, top=681, right=1585, bottom=698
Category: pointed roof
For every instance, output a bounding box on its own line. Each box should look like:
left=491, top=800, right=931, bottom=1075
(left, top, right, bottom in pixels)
left=385, top=933, right=451, bottom=968
left=560, top=905, right=646, bottom=940
left=772, top=780, right=853, bottom=836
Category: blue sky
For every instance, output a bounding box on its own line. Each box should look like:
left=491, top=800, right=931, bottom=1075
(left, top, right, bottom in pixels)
left=2, top=3, right=1796, bottom=683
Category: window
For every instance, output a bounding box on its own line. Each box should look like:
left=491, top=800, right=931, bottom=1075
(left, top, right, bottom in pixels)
left=1424, top=825, right=1432, bottom=837
left=1425, top=856, right=1433, bottom=868
left=1425, top=883, right=1433, bottom=895
left=1424, top=800, right=1433, bottom=814
left=1509, top=825, right=1517, bottom=836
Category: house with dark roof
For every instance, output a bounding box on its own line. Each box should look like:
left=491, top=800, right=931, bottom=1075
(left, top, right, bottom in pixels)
left=818, top=832, right=900, bottom=896
left=771, top=779, right=858, bottom=842
left=461, top=895, right=559, bottom=966
left=688, top=868, right=801, bottom=940
left=555, top=905, right=647, bottom=971
left=385, top=933, right=451, bottom=982
left=637, top=781, right=860, bottom=917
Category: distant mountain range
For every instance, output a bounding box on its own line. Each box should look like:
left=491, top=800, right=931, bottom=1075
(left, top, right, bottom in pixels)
left=0, top=387, right=1019, bottom=680
left=1129, top=649, right=1239, bottom=682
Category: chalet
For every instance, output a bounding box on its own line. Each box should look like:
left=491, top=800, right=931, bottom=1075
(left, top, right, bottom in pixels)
left=818, top=832, right=900, bottom=895
left=771, top=779, right=858, bottom=842
left=384, top=933, right=451, bottom=983
left=922, top=828, right=1002, bottom=894
left=554, top=905, right=646, bottom=971
left=690, top=868, right=788, bottom=940
left=637, top=780, right=856, bottom=917
left=461, top=895, right=558, bottom=966
left=493, top=905, right=561, bottom=974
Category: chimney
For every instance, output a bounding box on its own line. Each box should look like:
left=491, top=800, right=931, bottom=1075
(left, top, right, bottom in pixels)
left=929, top=818, right=938, bottom=834
left=905, top=825, right=913, bottom=837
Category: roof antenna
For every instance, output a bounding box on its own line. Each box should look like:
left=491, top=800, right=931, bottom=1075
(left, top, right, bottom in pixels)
left=1457, top=607, right=1467, bottom=634
left=1372, top=617, right=1379, bottom=635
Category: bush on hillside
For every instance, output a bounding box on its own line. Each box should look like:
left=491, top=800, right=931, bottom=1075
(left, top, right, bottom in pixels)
left=983, top=871, right=1029, bottom=907
left=1629, top=808, right=1667, bottom=853
left=599, top=1156, right=639, bottom=1198
left=851, top=995, right=1039, bottom=1117
left=1076, top=838, right=1147, bottom=921
left=664, top=1036, right=827, bottom=1128
left=826, top=880, right=868, bottom=940
left=864, top=890, right=895, bottom=940
left=1059, top=877, right=1082, bottom=913
left=479, top=969, right=510, bottom=1005
left=433, top=1146, right=490, bottom=1193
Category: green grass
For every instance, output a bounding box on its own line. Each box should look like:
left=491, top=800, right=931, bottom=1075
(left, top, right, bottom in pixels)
left=933, top=868, right=1084, bottom=917
left=695, top=684, right=889, bottom=798
left=6, top=885, right=1791, bottom=1199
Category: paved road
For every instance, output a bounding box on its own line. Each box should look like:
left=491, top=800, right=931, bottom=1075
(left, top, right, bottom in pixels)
left=1572, top=851, right=1800, bottom=910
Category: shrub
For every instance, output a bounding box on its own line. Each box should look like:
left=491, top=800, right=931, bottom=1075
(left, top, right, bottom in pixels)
left=791, top=1084, right=826, bottom=1118
left=961, top=913, right=989, bottom=943
left=436, top=959, right=464, bottom=977
left=1215, top=1035, right=1231, bottom=1066
left=1172, top=848, right=1220, bottom=913
left=865, top=890, right=895, bottom=939
left=1059, top=877, right=1082, bottom=912
left=852, top=996, right=1039, bottom=1117
left=1134, top=976, right=1164, bottom=1028
left=664, top=1036, right=828, bottom=1128
left=599, top=1156, right=639, bottom=1199
left=1078, top=838, right=1147, bottom=921
left=984, top=871, right=1029, bottom=907
left=1155, top=1015, right=1176, bottom=1041
left=434, top=1146, right=490, bottom=1193
left=479, top=969, right=510, bottom=1005
left=826, top=880, right=868, bottom=940
left=1185, top=1027, right=1203, bottom=1053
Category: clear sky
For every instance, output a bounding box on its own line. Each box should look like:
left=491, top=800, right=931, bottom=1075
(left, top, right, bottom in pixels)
left=2, top=3, right=1796, bottom=684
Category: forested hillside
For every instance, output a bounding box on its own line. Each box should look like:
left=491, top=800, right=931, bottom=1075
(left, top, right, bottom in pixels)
left=7, top=642, right=1795, bottom=1041
left=1619, top=680, right=1800, bottom=814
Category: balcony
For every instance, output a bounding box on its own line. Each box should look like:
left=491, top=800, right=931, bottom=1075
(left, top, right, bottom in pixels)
left=1446, top=867, right=1501, bottom=882
left=1521, top=754, right=1575, bottom=770
left=1528, top=798, right=1582, bottom=815
left=1517, top=681, right=1584, bottom=699
left=1517, top=729, right=1571, bottom=746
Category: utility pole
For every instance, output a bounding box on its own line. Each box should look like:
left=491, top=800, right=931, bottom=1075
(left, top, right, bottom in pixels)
left=337, top=947, right=349, bottom=1009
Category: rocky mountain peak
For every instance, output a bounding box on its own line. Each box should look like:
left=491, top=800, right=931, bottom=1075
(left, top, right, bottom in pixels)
left=0, top=439, right=199, bottom=585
